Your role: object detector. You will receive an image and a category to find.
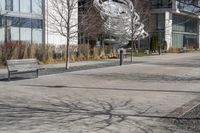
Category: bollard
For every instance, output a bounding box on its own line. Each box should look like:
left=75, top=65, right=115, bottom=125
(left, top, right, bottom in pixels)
left=120, top=49, right=123, bottom=66
left=159, top=45, right=161, bottom=55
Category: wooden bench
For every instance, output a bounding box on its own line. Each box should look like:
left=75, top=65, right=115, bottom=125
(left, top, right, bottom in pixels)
left=6, top=59, right=44, bottom=81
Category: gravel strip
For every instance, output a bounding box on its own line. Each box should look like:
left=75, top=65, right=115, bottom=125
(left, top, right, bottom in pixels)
left=170, top=103, right=200, bottom=132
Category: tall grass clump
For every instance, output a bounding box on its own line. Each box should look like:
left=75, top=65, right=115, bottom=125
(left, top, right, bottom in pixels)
left=0, top=42, right=117, bottom=66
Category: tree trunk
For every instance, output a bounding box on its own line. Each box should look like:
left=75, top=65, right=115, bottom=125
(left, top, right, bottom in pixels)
left=66, top=1, right=70, bottom=70
left=131, top=16, right=133, bottom=62
left=131, top=41, right=133, bottom=62
left=66, top=42, right=70, bottom=70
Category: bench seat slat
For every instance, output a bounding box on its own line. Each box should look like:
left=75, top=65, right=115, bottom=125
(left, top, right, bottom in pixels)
left=8, top=65, right=38, bottom=71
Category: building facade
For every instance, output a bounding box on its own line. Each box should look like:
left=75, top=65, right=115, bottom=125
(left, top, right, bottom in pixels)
left=45, top=0, right=78, bottom=46
left=151, top=0, right=200, bottom=49
left=1, top=0, right=199, bottom=49
left=0, top=0, right=45, bottom=44
left=78, top=0, right=200, bottom=50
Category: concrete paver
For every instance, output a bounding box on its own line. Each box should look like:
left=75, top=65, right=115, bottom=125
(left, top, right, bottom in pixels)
left=0, top=52, right=200, bottom=132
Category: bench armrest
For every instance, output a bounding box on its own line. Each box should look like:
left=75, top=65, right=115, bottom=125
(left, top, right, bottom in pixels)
left=9, top=70, right=18, bottom=73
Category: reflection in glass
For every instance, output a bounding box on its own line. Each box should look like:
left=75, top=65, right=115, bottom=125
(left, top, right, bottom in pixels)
left=0, top=16, right=3, bottom=27
left=20, top=0, right=30, bottom=13
left=11, top=27, right=19, bottom=41
left=5, top=17, right=19, bottom=42
left=13, top=0, right=19, bottom=12
left=172, top=33, right=183, bottom=48
left=0, top=15, right=43, bottom=44
left=156, top=14, right=165, bottom=30
left=32, top=29, right=42, bottom=44
left=0, top=28, right=5, bottom=42
left=32, top=19, right=42, bottom=28
left=172, top=33, right=198, bottom=48
left=11, top=17, right=20, bottom=27
left=32, top=0, right=42, bottom=14
left=20, top=18, right=31, bottom=28
left=5, top=0, right=13, bottom=11
left=151, top=0, right=172, bottom=8
left=177, top=1, right=199, bottom=13
left=20, top=28, right=31, bottom=42
left=0, top=0, right=5, bottom=10
left=173, top=15, right=198, bottom=33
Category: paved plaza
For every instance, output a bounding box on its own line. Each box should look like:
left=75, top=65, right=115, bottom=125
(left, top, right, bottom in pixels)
left=0, top=53, right=200, bottom=132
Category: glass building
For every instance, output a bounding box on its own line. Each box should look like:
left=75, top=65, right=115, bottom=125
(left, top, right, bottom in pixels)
left=172, top=15, right=198, bottom=48
left=150, top=0, right=200, bottom=49
left=0, top=0, right=44, bottom=44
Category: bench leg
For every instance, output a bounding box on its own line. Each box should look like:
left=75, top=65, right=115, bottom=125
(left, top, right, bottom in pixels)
left=8, top=72, right=10, bottom=81
left=36, top=70, right=39, bottom=78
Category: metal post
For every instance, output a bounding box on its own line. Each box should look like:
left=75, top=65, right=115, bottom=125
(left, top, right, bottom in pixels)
left=8, top=71, right=10, bottom=81
left=120, top=49, right=123, bottom=66
left=36, top=70, right=39, bottom=78
left=131, top=41, right=133, bottom=62
left=43, top=0, right=46, bottom=44
left=158, top=31, right=161, bottom=55
left=5, top=16, right=8, bottom=61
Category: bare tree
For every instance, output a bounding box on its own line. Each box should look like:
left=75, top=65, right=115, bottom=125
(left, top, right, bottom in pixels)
left=130, top=0, right=150, bottom=61
left=78, top=1, right=104, bottom=45
left=47, top=0, right=79, bottom=69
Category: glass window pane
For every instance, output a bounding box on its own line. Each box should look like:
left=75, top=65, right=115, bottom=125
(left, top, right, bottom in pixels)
left=11, top=17, right=20, bottom=27
left=20, top=28, right=31, bottom=42
left=172, top=33, right=183, bottom=48
left=162, top=0, right=171, bottom=7
left=32, top=0, right=42, bottom=14
left=11, top=27, right=19, bottom=41
left=0, top=0, right=5, bottom=10
left=20, top=0, right=30, bottom=13
left=173, top=15, right=198, bottom=33
left=0, top=28, right=4, bottom=42
left=20, top=18, right=31, bottom=28
left=184, top=34, right=198, bottom=48
left=32, top=29, right=42, bottom=44
left=13, top=0, right=19, bottom=12
left=5, top=17, right=19, bottom=42
left=6, top=0, right=13, bottom=11
left=157, top=14, right=165, bottom=30
left=0, top=16, right=2, bottom=27
left=151, top=0, right=157, bottom=8
left=32, top=19, right=42, bottom=28
left=0, top=16, right=4, bottom=42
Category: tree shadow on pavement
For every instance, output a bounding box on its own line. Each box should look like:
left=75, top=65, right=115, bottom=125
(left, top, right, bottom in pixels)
left=76, top=73, right=200, bottom=83
left=0, top=96, right=183, bottom=132
left=22, top=84, right=200, bottom=94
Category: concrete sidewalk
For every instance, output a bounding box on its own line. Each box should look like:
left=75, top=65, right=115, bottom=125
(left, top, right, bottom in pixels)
left=0, top=52, right=200, bottom=132
left=0, top=59, right=117, bottom=73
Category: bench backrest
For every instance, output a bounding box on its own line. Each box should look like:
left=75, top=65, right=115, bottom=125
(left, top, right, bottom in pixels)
left=7, top=59, right=38, bottom=71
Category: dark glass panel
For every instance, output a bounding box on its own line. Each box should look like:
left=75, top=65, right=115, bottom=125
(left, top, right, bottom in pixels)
left=173, top=15, right=198, bottom=33
left=0, top=16, right=2, bottom=27
left=5, top=0, right=13, bottom=11
left=32, top=19, right=43, bottom=29
left=20, top=18, right=32, bottom=28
